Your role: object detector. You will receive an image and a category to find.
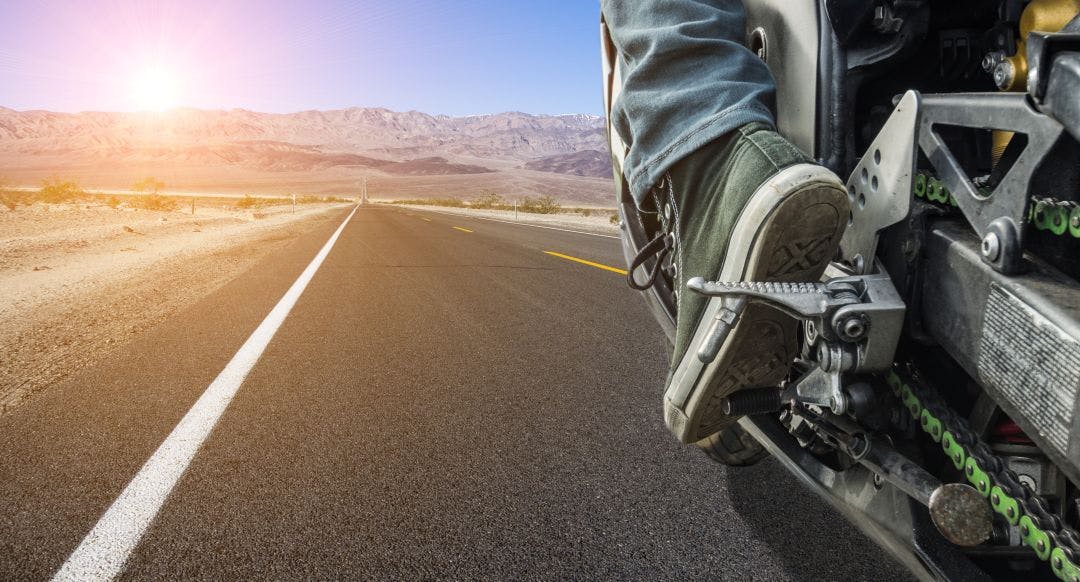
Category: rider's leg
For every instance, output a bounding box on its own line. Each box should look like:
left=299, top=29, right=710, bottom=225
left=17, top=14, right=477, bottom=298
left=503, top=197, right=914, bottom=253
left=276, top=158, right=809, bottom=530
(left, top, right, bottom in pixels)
left=602, top=0, right=776, bottom=206
left=602, top=0, right=850, bottom=443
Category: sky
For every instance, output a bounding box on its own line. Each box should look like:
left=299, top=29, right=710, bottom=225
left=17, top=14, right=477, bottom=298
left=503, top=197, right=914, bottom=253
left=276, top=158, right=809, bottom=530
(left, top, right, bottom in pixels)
left=0, top=0, right=603, bottom=116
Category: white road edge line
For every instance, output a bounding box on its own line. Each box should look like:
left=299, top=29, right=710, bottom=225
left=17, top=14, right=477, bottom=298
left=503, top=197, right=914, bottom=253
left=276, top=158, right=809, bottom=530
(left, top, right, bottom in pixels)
left=405, top=206, right=620, bottom=239
left=52, top=205, right=361, bottom=582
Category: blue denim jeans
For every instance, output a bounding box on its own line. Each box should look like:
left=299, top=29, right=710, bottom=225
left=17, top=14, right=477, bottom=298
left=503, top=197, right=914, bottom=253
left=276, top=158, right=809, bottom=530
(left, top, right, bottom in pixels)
left=602, top=0, right=778, bottom=209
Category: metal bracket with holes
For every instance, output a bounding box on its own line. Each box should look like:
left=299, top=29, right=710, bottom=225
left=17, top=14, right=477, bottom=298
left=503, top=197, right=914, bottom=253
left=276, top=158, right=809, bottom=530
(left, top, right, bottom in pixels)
left=917, top=92, right=1066, bottom=274
left=841, top=90, right=919, bottom=274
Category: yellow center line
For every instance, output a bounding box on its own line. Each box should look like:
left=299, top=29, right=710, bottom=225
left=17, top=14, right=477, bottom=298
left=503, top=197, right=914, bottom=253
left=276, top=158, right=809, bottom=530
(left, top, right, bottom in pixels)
left=453, top=226, right=473, bottom=233
left=544, top=251, right=627, bottom=275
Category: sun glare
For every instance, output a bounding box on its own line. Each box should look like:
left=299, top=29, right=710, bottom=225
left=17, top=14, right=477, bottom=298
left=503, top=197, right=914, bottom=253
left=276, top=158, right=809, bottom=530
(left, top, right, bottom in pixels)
left=132, top=66, right=181, bottom=112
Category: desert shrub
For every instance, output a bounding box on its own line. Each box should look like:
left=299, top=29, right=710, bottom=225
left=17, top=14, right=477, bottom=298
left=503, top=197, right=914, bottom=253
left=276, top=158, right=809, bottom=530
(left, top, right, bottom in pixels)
left=391, top=197, right=465, bottom=208
left=1, top=190, right=33, bottom=210
left=132, top=176, right=165, bottom=195
left=107, top=196, right=121, bottom=208
left=579, top=208, right=592, bottom=217
left=237, top=195, right=259, bottom=209
left=134, top=194, right=178, bottom=211
left=471, top=191, right=505, bottom=209
left=520, top=195, right=561, bottom=215
left=39, top=177, right=84, bottom=203
left=609, top=212, right=620, bottom=225
left=295, top=195, right=349, bottom=204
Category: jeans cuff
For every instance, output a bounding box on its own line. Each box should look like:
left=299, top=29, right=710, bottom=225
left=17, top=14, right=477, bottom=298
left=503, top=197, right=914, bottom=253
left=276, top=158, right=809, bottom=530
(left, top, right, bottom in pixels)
left=627, top=104, right=776, bottom=208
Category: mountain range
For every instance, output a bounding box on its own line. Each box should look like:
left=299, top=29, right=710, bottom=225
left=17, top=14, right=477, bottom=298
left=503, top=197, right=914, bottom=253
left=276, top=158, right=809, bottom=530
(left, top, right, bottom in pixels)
left=0, top=107, right=614, bottom=204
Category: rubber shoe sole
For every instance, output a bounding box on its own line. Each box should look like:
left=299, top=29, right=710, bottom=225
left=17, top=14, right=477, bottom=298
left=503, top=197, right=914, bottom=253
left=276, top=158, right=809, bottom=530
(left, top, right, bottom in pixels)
left=664, top=163, right=848, bottom=443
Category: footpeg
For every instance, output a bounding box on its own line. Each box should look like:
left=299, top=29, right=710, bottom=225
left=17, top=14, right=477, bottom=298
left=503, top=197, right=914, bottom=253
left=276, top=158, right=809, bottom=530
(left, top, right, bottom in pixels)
left=689, top=272, right=905, bottom=415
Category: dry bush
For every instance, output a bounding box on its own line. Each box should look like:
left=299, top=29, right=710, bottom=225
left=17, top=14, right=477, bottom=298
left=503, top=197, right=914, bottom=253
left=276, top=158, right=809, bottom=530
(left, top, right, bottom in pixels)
left=132, top=176, right=165, bottom=194
left=134, top=194, right=178, bottom=212
left=0, top=178, right=33, bottom=210
left=236, top=195, right=260, bottom=209
left=520, top=195, right=561, bottom=215
left=391, top=197, right=465, bottom=208
left=471, top=191, right=506, bottom=209
left=39, top=177, right=85, bottom=203
left=1, top=190, right=34, bottom=210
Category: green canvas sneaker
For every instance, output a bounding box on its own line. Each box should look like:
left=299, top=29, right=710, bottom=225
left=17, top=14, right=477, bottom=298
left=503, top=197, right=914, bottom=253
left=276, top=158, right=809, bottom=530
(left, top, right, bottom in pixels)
left=632, top=123, right=848, bottom=444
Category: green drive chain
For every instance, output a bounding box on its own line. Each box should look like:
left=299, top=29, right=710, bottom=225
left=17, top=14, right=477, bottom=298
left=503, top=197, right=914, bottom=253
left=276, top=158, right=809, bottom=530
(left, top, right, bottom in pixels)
left=885, top=369, right=1080, bottom=581
left=913, top=171, right=1080, bottom=239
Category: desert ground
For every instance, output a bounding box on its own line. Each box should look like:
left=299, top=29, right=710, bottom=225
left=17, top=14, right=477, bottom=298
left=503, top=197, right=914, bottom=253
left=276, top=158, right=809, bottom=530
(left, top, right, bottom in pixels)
left=0, top=195, right=350, bottom=413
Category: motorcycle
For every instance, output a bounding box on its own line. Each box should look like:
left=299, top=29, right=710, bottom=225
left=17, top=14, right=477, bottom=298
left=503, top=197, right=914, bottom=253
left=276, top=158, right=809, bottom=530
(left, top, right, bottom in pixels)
left=602, top=1, right=1080, bottom=580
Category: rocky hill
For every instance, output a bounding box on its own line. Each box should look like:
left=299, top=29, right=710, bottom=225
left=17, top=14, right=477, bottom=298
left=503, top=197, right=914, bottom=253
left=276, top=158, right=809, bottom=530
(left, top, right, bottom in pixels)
left=523, top=149, right=612, bottom=178
left=0, top=107, right=613, bottom=204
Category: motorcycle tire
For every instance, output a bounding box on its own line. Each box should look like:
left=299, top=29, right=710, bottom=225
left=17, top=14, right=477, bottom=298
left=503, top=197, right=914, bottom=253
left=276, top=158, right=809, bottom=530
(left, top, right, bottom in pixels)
left=696, top=422, right=769, bottom=466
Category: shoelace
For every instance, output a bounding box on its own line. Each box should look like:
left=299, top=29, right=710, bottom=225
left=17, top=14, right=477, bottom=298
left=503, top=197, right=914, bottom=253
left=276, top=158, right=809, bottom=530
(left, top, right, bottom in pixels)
left=627, top=232, right=673, bottom=291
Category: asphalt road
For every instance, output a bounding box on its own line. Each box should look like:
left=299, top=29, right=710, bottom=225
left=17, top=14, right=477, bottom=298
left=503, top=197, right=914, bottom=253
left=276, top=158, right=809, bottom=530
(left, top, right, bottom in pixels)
left=0, top=205, right=911, bottom=580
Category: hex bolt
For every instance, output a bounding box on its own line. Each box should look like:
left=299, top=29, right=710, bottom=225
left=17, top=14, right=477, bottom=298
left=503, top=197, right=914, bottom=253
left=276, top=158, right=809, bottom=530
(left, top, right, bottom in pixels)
left=842, top=317, right=865, bottom=339
left=981, top=232, right=1001, bottom=261
left=993, top=61, right=1015, bottom=90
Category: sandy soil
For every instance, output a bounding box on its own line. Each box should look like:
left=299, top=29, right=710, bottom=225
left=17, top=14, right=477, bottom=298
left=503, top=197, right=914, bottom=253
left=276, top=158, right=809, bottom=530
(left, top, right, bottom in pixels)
left=0, top=200, right=351, bottom=414
left=394, top=203, right=621, bottom=236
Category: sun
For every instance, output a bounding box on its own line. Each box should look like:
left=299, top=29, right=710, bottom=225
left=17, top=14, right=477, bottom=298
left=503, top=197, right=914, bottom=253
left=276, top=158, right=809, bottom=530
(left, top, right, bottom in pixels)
left=131, top=66, right=181, bottom=112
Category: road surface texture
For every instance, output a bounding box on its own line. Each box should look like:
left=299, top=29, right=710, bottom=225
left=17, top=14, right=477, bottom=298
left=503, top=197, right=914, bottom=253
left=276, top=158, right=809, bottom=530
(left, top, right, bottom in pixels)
left=0, top=205, right=911, bottom=580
